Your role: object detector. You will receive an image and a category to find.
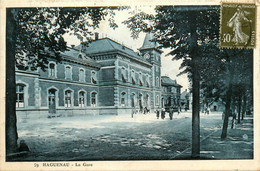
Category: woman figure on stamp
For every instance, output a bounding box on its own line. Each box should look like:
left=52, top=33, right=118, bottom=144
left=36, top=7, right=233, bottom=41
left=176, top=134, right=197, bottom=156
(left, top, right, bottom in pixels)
left=227, top=5, right=251, bottom=45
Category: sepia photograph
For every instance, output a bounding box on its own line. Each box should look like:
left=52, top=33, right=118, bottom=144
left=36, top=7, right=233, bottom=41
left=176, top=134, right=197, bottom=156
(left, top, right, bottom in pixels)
left=1, top=1, right=259, bottom=170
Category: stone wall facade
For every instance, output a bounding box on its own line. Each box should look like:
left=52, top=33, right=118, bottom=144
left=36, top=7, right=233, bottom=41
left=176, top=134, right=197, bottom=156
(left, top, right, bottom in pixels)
left=16, top=34, right=182, bottom=118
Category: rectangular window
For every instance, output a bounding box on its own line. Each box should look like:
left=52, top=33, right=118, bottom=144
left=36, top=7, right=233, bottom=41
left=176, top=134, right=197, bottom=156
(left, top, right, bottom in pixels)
left=65, top=66, right=72, bottom=80
left=49, top=63, right=56, bottom=77
left=91, top=71, right=97, bottom=84
left=172, top=87, right=177, bottom=93
left=16, top=84, right=25, bottom=108
left=121, top=68, right=127, bottom=83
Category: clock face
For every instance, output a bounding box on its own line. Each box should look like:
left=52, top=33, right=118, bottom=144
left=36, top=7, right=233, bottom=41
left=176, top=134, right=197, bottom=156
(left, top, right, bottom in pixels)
left=144, top=53, right=150, bottom=59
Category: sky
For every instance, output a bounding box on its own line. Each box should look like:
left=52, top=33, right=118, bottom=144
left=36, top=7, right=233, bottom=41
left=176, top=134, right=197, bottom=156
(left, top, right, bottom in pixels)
left=64, top=6, right=190, bottom=91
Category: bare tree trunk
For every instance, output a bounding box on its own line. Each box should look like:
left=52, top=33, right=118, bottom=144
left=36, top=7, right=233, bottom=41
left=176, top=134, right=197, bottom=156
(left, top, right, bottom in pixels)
left=221, top=84, right=232, bottom=139
left=6, top=9, right=18, bottom=154
left=221, top=52, right=233, bottom=140
left=242, top=93, right=247, bottom=120
left=192, top=64, right=200, bottom=157
left=237, top=89, right=241, bottom=124
left=190, top=11, right=200, bottom=158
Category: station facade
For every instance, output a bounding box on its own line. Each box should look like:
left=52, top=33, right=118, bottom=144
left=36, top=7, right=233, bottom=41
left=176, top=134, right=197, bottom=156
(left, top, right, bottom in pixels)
left=16, top=33, right=182, bottom=118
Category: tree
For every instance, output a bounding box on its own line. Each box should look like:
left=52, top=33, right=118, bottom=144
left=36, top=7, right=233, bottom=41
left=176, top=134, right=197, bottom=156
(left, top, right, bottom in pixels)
left=124, top=6, right=219, bottom=158
left=6, top=7, right=123, bottom=155
left=199, top=46, right=253, bottom=138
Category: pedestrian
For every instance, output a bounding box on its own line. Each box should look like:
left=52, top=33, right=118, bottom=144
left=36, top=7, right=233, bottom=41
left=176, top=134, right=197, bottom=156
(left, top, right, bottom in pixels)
left=156, top=107, right=160, bottom=119
left=231, top=112, right=237, bottom=129
left=222, top=111, right=225, bottom=120
left=140, top=105, right=143, bottom=114
left=144, top=107, right=147, bottom=114
left=177, top=106, right=180, bottom=115
left=131, top=107, right=135, bottom=118
left=161, top=108, right=165, bottom=120
left=169, top=106, right=173, bottom=120
left=207, top=107, right=210, bottom=115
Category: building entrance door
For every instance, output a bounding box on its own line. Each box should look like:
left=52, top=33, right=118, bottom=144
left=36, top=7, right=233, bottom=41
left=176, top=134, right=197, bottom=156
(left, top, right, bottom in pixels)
left=161, top=98, right=164, bottom=108
left=131, top=98, right=135, bottom=107
left=131, top=93, right=135, bottom=108
left=48, top=89, right=56, bottom=114
left=139, top=94, right=143, bottom=109
left=139, top=99, right=142, bottom=108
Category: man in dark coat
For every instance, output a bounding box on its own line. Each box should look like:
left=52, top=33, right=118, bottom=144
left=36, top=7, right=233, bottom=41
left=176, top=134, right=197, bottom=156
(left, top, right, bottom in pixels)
left=169, top=106, right=174, bottom=120
left=161, top=108, right=165, bottom=120
left=156, top=107, right=160, bottom=119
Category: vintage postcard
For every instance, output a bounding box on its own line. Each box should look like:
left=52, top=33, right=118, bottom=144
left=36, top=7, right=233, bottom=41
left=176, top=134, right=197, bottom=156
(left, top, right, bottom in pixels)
left=0, top=0, right=259, bottom=170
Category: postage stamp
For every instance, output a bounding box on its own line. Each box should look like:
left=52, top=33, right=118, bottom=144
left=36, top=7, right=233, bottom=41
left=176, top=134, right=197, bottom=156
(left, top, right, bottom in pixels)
left=0, top=0, right=259, bottom=170
left=220, top=3, right=256, bottom=48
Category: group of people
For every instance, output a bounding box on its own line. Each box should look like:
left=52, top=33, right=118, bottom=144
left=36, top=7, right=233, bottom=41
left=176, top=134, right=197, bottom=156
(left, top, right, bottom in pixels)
left=131, top=106, right=150, bottom=118
left=204, top=107, right=210, bottom=115
left=131, top=106, right=181, bottom=120
left=155, top=106, right=180, bottom=120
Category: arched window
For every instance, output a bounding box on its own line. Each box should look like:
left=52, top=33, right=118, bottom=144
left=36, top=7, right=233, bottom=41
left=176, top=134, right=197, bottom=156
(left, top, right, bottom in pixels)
left=168, top=97, right=171, bottom=106
left=145, top=94, right=149, bottom=107
left=91, top=71, right=97, bottom=84
left=156, top=95, right=159, bottom=105
left=91, top=92, right=97, bottom=107
left=65, top=66, right=72, bottom=80
left=121, top=67, right=127, bottom=83
left=121, top=92, right=126, bottom=107
left=172, top=87, right=177, bottom=93
left=131, top=93, right=135, bottom=107
left=48, top=88, right=57, bottom=110
left=146, top=75, right=150, bottom=87
left=79, top=91, right=85, bottom=107
left=139, top=93, right=143, bottom=108
left=156, top=65, right=159, bottom=72
left=139, top=72, right=143, bottom=86
left=65, top=90, right=72, bottom=107
left=49, top=63, right=56, bottom=77
left=156, top=77, right=159, bottom=87
left=131, top=70, right=136, bottom=84
left=79, top=68, right=85, bottom=82
left=16, top=84, right=25, bottom=108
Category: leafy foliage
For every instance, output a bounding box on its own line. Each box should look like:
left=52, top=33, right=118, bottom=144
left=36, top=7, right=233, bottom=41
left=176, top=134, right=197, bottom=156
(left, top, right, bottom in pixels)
left=13, top=7, right=125, bottom=71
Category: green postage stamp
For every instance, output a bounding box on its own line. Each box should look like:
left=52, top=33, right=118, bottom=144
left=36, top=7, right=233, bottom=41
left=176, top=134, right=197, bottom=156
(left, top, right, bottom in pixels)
left=220, top=3, right=256, bottom=49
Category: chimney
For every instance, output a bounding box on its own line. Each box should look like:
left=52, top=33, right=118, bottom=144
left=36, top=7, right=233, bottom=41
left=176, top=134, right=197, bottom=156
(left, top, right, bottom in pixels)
left=81, top=42, right=87, bottom=52
left=95, top=32, right=99, bottom=40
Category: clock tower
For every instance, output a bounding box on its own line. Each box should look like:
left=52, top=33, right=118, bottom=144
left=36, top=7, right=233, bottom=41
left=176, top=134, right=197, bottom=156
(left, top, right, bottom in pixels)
left=139, top=33, right=163, bottom=108
left=139, top=32, right=162, bottom=65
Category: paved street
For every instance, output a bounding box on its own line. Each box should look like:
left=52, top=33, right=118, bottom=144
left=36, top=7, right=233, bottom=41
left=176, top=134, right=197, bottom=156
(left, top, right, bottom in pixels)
left=12, top=111, right=239, bottom=161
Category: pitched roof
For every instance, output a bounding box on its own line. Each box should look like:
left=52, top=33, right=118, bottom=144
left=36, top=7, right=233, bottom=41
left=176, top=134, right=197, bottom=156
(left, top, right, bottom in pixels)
left=140, top=33, right=157, bottom=49
left=181, top=90, right=190, bottom=99
left=139, top=33, right=162, bottom=53
left=74, top=38, right=153, bottom=66
left=76, top=38, right=141, bottom=58
left=75, top=37, right=154, bottom=66
left=60, top=47, right=100, bottom=68
left=161, top=76, right=182, bottom=87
